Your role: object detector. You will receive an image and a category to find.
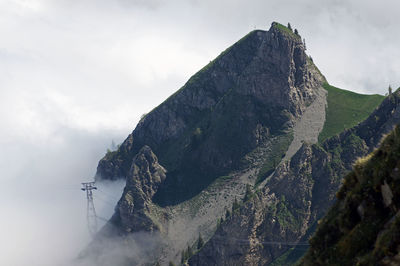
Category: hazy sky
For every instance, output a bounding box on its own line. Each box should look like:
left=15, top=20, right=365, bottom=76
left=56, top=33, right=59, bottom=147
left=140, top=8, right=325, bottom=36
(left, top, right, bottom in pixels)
left=1, top=0, right=399, bottom=265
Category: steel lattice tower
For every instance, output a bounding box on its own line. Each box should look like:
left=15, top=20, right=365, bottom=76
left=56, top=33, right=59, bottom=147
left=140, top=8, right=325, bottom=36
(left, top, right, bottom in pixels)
left=81, top=182, right=98, bottom=236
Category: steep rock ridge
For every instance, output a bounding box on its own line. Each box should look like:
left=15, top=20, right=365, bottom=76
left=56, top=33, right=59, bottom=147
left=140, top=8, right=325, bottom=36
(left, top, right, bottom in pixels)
left=114, top=145, right=166, bottom=233
left=301, top=123, right=400, bottom=266
left=96, top=22, right=325, bottom=205
left=190, top=91, right=399, bottom=265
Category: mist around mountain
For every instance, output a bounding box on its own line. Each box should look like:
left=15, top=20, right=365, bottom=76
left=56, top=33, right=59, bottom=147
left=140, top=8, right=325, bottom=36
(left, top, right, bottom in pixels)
left=77, top=22, right=400, bottom=266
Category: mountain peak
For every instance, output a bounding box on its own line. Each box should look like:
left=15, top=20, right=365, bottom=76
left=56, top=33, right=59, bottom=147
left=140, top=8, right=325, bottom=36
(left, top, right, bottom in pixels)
left=270, top=21, right=302, bottom=40
left=96, top=22, right=325, bottom=204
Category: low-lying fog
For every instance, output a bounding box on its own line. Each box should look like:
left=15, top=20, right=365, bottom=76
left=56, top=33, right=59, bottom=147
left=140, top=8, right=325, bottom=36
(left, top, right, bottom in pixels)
left=0, top=128, right=126, bottom=266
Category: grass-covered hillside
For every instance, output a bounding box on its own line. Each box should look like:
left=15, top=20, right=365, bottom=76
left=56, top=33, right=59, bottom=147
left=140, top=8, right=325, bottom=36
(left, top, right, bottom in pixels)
left=319, top=83, right=384, bottom=142
left=302, top=125, right=400, bottom=265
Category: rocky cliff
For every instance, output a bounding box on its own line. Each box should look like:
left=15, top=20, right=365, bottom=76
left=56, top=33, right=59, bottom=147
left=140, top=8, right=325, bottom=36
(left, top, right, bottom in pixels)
left=115, top=145, right=166, bottom=233
left=86, top=22, right=387, bottom=265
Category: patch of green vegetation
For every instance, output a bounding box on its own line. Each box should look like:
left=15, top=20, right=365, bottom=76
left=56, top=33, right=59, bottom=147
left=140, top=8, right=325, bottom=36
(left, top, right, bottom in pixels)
left=271, top=22, right=300, bottom=39
left=319, top=83, right=384, bottom=142
left=255, top=132, right=294, bottom=184
left=276, top=196, right=302, bottom=232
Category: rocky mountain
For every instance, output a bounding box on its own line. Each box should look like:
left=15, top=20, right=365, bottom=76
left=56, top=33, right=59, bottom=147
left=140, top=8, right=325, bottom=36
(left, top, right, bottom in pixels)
left=96, top=22, right=326, bottom=194
left=189, top=88, right=400, bottom=265
left=86, top=22, right=387, bottom=265
left=301, top=111, right=400, bottom=266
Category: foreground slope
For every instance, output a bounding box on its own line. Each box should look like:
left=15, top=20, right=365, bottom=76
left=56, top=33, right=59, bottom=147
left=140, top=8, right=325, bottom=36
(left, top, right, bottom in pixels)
left=302, top=111, right=400, bottom=265
left=189, top=91, right=398, bottom=265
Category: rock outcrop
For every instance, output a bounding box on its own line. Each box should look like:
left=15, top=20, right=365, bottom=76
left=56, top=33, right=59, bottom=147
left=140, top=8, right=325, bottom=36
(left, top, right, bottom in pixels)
left=190, top=91, right=400, bottom=265
left=114, top=145, right=166, bottom=233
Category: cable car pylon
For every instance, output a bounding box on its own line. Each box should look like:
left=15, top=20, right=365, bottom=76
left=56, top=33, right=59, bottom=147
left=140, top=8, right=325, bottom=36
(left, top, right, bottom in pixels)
left=81, top=181, right=98, bottom=236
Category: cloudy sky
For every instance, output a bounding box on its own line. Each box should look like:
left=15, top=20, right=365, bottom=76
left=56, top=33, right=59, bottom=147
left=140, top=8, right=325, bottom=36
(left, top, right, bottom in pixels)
left=1, top=0, right=399, bottom=265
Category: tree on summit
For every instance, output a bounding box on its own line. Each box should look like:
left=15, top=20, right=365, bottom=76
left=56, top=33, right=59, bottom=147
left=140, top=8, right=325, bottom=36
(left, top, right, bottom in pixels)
left=287, top=23, right=292, bottom=31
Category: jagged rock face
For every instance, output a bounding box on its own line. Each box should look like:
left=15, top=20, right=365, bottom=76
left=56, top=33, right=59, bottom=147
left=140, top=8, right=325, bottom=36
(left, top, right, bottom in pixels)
left=189, top=144, right=330, bottom=265
left=189, top=146, right=317, bottom=266
left=190, top=92, right=400, bottom=265
left=126, top=145, right=166, bottom=200
left=115, top=145, right=166, bottom=233
left=96, top=22, right=325, bottom=205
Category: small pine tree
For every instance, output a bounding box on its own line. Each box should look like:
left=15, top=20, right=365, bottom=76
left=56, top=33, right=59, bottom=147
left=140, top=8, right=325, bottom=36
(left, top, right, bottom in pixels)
left=389, top=85, right=393, bottom=95
left=303, top=38, right=306, bottom=50
left=197, top=233, right=204, bottom=250
left=294, top=28, right=299, bottom=35
left=287, top=23, right=292, bottom=31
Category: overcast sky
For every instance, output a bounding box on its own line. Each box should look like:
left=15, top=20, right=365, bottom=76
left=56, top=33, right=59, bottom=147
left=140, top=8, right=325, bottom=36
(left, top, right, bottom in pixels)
left=1, top=0, right=400, bottom=265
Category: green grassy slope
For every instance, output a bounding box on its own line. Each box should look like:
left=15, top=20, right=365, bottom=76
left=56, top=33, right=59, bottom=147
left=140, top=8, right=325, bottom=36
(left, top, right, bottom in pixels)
left=318, top=83, right=384, bottom=142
